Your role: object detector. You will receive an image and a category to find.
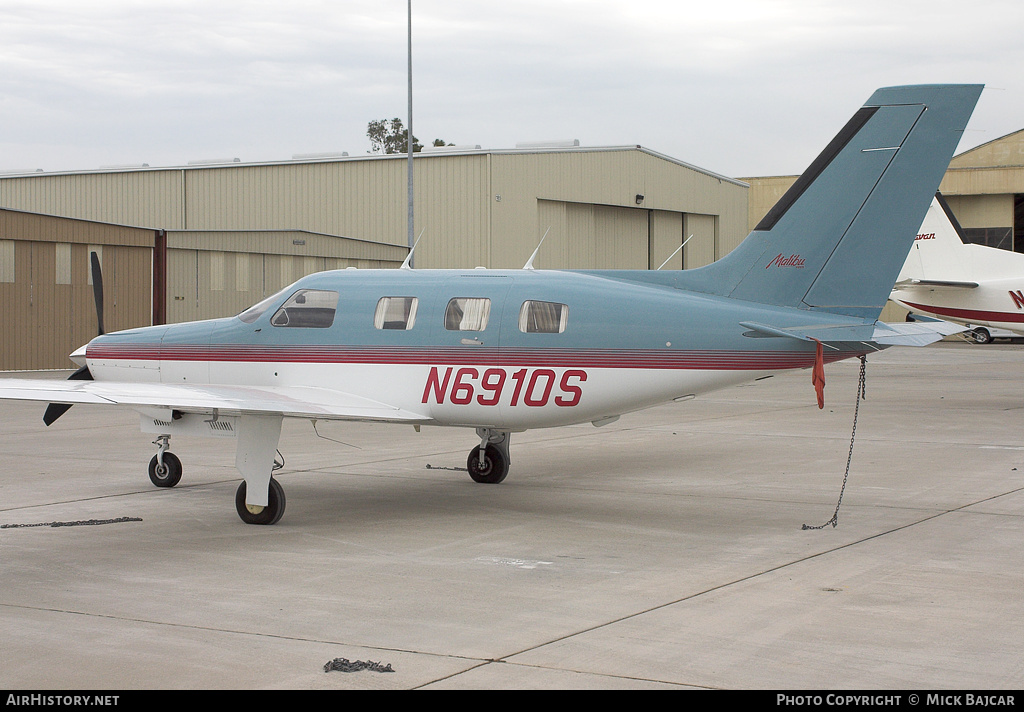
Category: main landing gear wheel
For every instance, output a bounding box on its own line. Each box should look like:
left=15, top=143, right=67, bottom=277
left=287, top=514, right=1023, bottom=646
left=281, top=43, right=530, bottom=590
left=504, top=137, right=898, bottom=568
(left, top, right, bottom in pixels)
left=148, top=452, right=182, bottom=488
left=235, top=478, right=286, bottom=525
left=467, top=445, right=509, bottom=484
left=971, top=328, right=992, bottom=344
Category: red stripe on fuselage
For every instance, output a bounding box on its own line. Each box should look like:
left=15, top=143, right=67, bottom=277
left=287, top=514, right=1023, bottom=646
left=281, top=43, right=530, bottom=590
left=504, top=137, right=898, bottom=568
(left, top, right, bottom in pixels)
left=86, top=343, right=860, bottom=370
left=901, top=300, right=1024, bottom=324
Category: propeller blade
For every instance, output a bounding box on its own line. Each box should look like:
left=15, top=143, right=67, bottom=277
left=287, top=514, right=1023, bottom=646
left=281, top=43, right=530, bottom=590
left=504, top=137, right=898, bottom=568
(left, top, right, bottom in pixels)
left=42, top=403, right=74, bottom=427
left=90, top=251, right=105, bottom=336
left=42, top=365, right=93, bottom=426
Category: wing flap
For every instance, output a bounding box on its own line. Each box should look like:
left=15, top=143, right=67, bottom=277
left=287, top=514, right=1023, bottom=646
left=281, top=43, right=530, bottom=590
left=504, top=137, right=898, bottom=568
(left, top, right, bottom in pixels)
left=0, top=379, right=431, bottom=423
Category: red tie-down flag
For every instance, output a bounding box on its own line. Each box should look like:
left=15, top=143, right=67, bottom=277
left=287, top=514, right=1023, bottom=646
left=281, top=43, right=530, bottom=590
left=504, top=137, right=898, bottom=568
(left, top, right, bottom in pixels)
left=811, top=338, right=825, bottom=409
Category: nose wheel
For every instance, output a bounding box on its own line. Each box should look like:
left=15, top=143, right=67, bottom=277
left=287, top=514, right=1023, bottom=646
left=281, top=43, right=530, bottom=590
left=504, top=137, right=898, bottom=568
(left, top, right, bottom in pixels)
left=148, top=452, right=182, bottom=487
left=148, top=435, right=182, bottom=487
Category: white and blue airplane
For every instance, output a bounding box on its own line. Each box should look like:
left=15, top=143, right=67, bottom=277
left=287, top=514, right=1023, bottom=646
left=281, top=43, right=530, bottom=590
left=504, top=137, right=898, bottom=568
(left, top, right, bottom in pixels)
left=890, top=192, right=1024, bottom=343
left=0, top=84, right=982, bottom=525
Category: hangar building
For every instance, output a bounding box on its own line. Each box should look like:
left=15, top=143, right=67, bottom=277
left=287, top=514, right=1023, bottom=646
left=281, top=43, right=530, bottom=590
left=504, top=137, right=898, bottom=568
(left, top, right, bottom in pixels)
left=0, top=145, right=748, bottom=369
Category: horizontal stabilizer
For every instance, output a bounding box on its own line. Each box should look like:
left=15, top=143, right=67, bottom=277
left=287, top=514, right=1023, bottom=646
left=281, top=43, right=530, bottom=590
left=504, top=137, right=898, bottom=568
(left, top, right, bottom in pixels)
left=893, top=278, right=979, bottom=290
left=871, top=319, right=966, bottom=346
left=739, top=320, right=875, bottom=345
left=739, top=317, right=964, bottom=348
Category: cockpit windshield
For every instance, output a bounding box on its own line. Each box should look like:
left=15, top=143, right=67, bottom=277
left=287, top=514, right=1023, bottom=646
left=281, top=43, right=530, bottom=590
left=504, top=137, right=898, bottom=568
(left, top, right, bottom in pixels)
left=237, top=287, right=291, bottom=324
left=269, top=289, right=339, bottom=328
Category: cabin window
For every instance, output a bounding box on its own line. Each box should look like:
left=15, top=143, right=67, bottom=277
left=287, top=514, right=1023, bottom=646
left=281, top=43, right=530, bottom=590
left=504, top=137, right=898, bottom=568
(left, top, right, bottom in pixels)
left=519, top=300, right=568, bottom=333
left=445, top=298, right=491, bottom=331
left=374, top=297, right=419, bottom=330
left=270, top=289, right=339, bottom=328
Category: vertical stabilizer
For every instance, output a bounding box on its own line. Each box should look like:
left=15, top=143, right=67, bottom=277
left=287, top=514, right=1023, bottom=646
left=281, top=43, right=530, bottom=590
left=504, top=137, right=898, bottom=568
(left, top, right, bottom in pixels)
left=896, top=194, right=970, bottom=283
left=676, top=85, right=983, bottom=319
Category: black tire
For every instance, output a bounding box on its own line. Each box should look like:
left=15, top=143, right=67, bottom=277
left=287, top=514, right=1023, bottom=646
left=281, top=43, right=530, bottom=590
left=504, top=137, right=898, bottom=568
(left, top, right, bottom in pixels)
left=467, top=445, right=508, bottom=484
left=235, top=478, right=286, bottom=525
left=971, top=328, right=991, bottom=344
left=148, top=452, right=182, bottom=488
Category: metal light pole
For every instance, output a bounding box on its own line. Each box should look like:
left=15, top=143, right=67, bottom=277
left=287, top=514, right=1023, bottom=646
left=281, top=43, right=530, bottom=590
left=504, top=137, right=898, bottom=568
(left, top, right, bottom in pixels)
left=406, top=0, right=415, bottom=267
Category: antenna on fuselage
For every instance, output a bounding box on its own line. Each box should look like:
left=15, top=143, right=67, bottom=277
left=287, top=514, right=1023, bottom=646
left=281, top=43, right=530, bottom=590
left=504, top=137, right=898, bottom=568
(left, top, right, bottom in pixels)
left=523, top=227, right=551, bottom=270
left=656, top=234, right=693, bottom=270
left=400, top=229, right=425, bottom=270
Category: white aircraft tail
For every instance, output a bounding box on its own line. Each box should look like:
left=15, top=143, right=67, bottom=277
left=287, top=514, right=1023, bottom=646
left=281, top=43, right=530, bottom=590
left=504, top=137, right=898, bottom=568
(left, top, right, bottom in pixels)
left=896, top=193, right=1021, bottom=287
left=896, top=194, right=976, bottom=286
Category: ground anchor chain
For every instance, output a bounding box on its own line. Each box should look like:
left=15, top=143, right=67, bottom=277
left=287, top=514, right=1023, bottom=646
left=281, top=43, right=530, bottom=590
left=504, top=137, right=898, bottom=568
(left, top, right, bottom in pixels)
left=323, top=657, right=395, bottom=674
left=804, top=355, right=867, bottom=531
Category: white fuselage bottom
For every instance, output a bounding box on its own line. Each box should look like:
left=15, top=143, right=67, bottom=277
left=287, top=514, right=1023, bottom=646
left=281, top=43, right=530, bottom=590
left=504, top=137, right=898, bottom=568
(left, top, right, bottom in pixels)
left=88, top=357, right=782, bottom=431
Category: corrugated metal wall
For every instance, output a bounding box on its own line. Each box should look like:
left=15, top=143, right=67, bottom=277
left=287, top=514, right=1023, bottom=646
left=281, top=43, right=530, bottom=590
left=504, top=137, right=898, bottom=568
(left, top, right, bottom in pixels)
left=489, top=149, right=746, bottom=270
left=164, top=229, right=406, bottom=322
left=0, top=148, right=748, bottom=272
left=0, top=171, right=185, bottom=228
left=0, top=209, right=409, bottom=369
left=649, top=210, right=684, bottom=269
left=0, top=210, right=154, bottom=369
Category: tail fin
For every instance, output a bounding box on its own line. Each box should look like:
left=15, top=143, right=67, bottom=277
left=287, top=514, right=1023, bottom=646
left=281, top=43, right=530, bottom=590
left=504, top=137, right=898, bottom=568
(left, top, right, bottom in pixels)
left=682, top=84, right=983, bottom=318
left=894, top=193, right=975, bottom=286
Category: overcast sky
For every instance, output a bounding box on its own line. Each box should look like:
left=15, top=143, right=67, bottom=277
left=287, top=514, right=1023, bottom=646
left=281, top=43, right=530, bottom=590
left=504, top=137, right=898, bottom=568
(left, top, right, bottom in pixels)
left=2, top=0, right=1022, bottom=178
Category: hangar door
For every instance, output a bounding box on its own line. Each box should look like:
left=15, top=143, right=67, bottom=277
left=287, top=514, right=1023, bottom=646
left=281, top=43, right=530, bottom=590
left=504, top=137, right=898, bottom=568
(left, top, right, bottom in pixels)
left=537, top=200, right=718, bottom=270
left=167, top=249, right=325, bottom=324
left=0, top=240, right=150, bottom=369
left=536, top=200, right=648, bottom=269
left=592, top=205, right=649, bottom=269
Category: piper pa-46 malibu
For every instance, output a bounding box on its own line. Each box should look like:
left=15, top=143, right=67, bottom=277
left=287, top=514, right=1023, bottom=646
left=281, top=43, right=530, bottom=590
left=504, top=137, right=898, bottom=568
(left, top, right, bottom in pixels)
left=890, top=192, right=1024, bottom=341
left=0, top=84, right=982, bottom=525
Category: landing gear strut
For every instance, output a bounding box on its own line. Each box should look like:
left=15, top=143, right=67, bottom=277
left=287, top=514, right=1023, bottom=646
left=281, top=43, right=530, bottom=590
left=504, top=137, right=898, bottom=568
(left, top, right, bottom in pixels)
left=141, top=414, right=287, bottom=525
left=148, top=434, right=182, bottom=487
left=467, top=428, right=511, bottom=484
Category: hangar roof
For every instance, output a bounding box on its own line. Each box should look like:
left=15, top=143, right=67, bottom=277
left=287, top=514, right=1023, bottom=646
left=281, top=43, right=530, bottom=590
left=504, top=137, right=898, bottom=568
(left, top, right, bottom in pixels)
left=0, top=144, right=747, bottom=188
left=948, top=128, right=1024, bottom=169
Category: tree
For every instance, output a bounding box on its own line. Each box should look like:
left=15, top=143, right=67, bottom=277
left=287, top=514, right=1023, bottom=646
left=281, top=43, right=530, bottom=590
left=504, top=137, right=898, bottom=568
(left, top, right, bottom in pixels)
left=367, top=118, right=453, bottom=154
left=367, top=118, right=421, bottom=155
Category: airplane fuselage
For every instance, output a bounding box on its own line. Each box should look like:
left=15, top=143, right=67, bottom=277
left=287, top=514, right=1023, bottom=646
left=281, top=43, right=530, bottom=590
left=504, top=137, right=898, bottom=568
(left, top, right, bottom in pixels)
left=83, top=268, right=863, bottom=431
left=890, top=196, right=1024, bottom=337
left=891, top=278, right=1024, bottom=335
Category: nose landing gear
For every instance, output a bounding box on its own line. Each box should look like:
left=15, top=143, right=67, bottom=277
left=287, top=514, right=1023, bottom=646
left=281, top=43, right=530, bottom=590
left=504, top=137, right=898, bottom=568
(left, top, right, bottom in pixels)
left=467, top=428, right=511, bottom=484
left=148, top=434, right=182, bottom=488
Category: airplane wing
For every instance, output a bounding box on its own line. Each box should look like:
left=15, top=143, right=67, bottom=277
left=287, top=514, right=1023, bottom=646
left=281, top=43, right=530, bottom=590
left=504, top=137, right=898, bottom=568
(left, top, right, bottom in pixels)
left=892, top=278, right=979, bottom=289
left=0, top=379, right=431, bottom=423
